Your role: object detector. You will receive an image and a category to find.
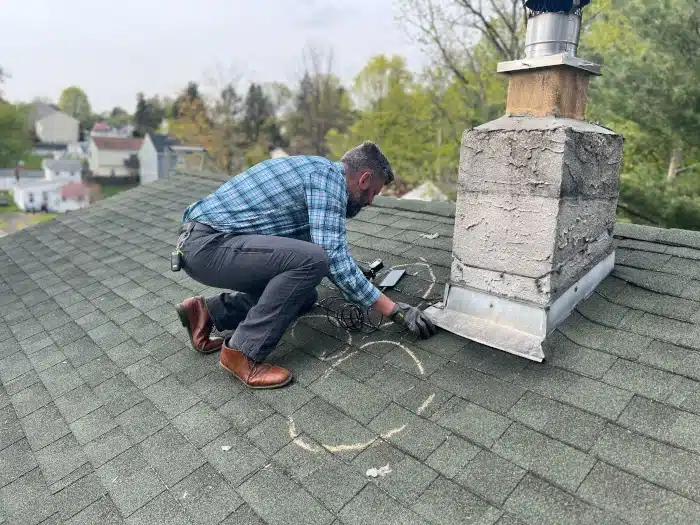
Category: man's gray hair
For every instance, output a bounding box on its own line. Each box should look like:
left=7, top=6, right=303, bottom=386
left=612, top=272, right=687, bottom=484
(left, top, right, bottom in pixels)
left=340, top=141, right=395, bottom=185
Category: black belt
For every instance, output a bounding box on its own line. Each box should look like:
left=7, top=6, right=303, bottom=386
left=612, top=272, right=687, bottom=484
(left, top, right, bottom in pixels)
left=179, top=221, right=219, bottom=235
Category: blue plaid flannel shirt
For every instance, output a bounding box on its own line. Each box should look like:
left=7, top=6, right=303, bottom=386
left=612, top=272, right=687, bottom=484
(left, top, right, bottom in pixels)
left=182, top=155, right=381, bottom=307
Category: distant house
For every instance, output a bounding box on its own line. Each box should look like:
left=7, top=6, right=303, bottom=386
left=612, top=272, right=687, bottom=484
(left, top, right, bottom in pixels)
left=42, top=159, right=82, bottom=182
left=30, top=103, right=79, bottom=145
left=138, top=133, right=180, bottom=184
left=91, top=122, right=135, bottom=138
left=89, top=136, right=143, bottom=177
left=400, top=181, right=448, bottom=202
left=91, top=122, right=112, bottom=136
left=137, top=133, right=207, bottom=185
left=12, top=179, right=90, bottom=213
left=66, top=142, right=89, bottom=160
left=270, top=147, right=289, bottom=159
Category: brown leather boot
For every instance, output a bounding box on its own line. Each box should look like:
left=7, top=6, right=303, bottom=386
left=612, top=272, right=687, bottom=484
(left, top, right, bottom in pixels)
left=175, top=296, right=224, bottom=354
left=219, top=343, right=292, bottom=389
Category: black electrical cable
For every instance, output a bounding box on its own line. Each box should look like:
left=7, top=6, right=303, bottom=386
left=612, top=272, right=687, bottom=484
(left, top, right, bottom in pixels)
left=317, top=296, right=385, bottom=333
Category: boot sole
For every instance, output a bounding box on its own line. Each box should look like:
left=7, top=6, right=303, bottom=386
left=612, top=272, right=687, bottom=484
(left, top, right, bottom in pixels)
left=218, top=361, right=293, bottom=389
left=175, top=303, right=222, bottom=354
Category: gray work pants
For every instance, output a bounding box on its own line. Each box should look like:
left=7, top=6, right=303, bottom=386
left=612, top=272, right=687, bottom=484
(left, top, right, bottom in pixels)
left=178, top=222, right=328, bottom=361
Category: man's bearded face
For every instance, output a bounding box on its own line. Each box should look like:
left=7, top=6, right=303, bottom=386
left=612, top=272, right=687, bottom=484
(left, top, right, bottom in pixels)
left=346, top=188, right=371, bottom=218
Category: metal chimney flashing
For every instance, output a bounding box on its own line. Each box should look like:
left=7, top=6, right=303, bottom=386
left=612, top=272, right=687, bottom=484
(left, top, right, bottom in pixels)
left=497, top=53, right=601, bottom=75
left=424, top=251, right=615, bottom=362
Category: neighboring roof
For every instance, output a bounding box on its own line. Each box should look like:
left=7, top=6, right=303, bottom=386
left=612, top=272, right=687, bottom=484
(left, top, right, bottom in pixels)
left=37, top=110, right=78, bottom=124
left=33, top=142, right=68, bottom=151
left=147, top=132, right=180, bottom=153
left=42, top=159, right=82, bottom=172
left=92, top=122, right=111, bottom=132
left=28, top=102, right=59, bottom=123
left=270, top=147, right=289, bottom=158
left=0, top=169, right=43, bottom=179
left=92, top=136, right=143, bottom=151
left=1, top=168, right=700, bottom=523
left=401, top=181, right=448, bottom=202
left=60, top=181, right=90, bottom=199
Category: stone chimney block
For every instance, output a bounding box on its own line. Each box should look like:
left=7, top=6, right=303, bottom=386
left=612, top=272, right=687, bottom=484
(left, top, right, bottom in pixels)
left=451, top=116, right=623, bottom=307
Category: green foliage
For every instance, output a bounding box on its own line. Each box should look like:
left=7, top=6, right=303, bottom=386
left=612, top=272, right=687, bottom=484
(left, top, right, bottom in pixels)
left=285, top=72, right=354, bottom=156
left=583, top=0, right=700, bottom=228
left=58, top=86, right=92, bottom=127
left=0, top=102, right=31, bottom=167
left=134, top=93, right=165, bottom=137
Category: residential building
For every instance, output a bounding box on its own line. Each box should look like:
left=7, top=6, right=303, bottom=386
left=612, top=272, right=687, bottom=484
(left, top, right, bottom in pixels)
left=0, top=169, right=43, bottom=191
left=91, top=122, right=135, bottom=138
left=401, top=181, right=448, bottom=202
left=42, top=159, right=82, bottom=182
left=12, top=179, right=89, bottom=213
left=270, top=147, right=289, bottom=159
left=137, top=133, right=207, bottom=184
left=89, top=136, right=143, bottom=177
left=138, top=133, right=180, bottom=184
left=33, top=106, right=79, bottom=144
left=91, top=122, right=112, bottom=136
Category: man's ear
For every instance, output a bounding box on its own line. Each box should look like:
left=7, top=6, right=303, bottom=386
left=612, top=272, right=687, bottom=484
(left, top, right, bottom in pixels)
left=358, top=171, right=373, bottom=189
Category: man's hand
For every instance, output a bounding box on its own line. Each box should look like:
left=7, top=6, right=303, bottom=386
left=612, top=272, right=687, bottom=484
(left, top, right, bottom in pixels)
left=389, top=302, right=438, bottom=339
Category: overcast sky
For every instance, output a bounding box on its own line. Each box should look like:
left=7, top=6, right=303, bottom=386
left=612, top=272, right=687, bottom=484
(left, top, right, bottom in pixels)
left=1, top=0, right=426, bottom=113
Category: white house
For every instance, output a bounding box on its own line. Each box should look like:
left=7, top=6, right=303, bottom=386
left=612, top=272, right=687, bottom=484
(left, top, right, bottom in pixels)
left=35, top=110, right=80, bottom=145
left=89, top=136, right=143, bottom=177
left=91, top=122, right=135, bottom=138
left=138, top=133, right=207, bottom=185
left=12, top=180, right=89, bottom=213
left=138, top=133, right=180, bottom=184
left=42, top=159, right=82, bottom=182
left=270, top=147, right=289, bottom=159
left=400, top=181, right=448, bottom=202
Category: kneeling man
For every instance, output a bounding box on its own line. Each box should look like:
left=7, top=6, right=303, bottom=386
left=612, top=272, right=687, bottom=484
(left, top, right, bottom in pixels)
left=174, top=141, right=437, bottom=389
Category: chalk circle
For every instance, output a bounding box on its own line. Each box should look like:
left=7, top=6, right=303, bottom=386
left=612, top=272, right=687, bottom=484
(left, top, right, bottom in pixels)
left=360, top=340, right=425, bottom=375
left=287, top=417, right=406, bottom=454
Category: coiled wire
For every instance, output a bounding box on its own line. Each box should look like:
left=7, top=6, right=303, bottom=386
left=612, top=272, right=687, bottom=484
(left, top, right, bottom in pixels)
left=317, top=296, right=385, bottom=333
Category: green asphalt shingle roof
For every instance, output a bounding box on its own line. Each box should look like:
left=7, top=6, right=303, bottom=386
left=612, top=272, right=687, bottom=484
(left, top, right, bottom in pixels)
left=2, top=168, right=700, bottom=524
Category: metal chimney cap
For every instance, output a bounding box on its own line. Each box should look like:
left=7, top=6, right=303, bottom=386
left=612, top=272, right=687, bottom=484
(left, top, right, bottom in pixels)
left=524, top=0, right=590, bottom=12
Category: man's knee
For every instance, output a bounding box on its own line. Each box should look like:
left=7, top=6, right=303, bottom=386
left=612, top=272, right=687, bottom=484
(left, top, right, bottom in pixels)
left=306, top=244, right=329, bottom=280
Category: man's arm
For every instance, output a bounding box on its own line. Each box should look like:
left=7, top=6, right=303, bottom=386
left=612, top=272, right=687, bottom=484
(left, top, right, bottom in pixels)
left=304, top=168, right=380, bottom=308
left=304, top=167, right=437, bottom=339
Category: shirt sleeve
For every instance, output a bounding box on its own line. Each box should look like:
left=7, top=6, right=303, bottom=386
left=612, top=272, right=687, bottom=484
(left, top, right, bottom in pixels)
left=304, top=166, right=381, bottom=308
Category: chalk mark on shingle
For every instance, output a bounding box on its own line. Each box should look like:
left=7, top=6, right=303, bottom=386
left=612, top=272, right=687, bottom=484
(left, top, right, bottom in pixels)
left=286, top=417, right=406, bottom=454
left=361, top=340, right=425, bottom=375
left=417, top=393, right=436, bottom=414
left=390, top=261, right=437, bottom=300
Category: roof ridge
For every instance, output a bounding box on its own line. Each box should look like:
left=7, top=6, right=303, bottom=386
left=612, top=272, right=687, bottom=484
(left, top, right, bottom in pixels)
left=371, top=196, right=456, bottom=218
left=614, top=223, right=700, bottom=250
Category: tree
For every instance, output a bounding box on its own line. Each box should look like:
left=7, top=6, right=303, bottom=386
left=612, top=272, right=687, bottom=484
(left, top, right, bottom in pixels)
left=328, top=54, right=446, bottom=188
left=0, top=102, right=31, bottom=167
left=242, top=83, right=274, bottom=145
left=172, top=82, right=202, bottom=119
left=578, top=0, right=700, bottom=228
left=169, top=91, right=215, bottom=157
left=397, top=0, right=525, bottom=88
left=285, top=46, right=354, bottom=156
left=211, top=83, right=244, bottom=174
left=58, top=86, right=92, bottom=127
left=584, top=0, right=700, bottom=180
left=107, top=106, right=131, bottom=128
left=133, top=93, right=165, bottom=137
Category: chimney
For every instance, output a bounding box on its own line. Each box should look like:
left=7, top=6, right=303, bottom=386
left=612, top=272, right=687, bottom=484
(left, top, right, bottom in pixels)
left=425, top=0, right=623, bottom=362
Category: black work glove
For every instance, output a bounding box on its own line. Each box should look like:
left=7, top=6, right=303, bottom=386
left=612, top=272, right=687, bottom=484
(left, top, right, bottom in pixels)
left=390, top=302, right=438, bottom=339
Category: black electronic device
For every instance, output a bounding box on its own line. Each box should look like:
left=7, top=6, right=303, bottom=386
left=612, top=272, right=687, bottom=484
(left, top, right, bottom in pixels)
left=378, top=269, right=405, bottom=289
left=361, top=259, right=384, bottom=280
left=171, top=251, right=182, bottom=272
